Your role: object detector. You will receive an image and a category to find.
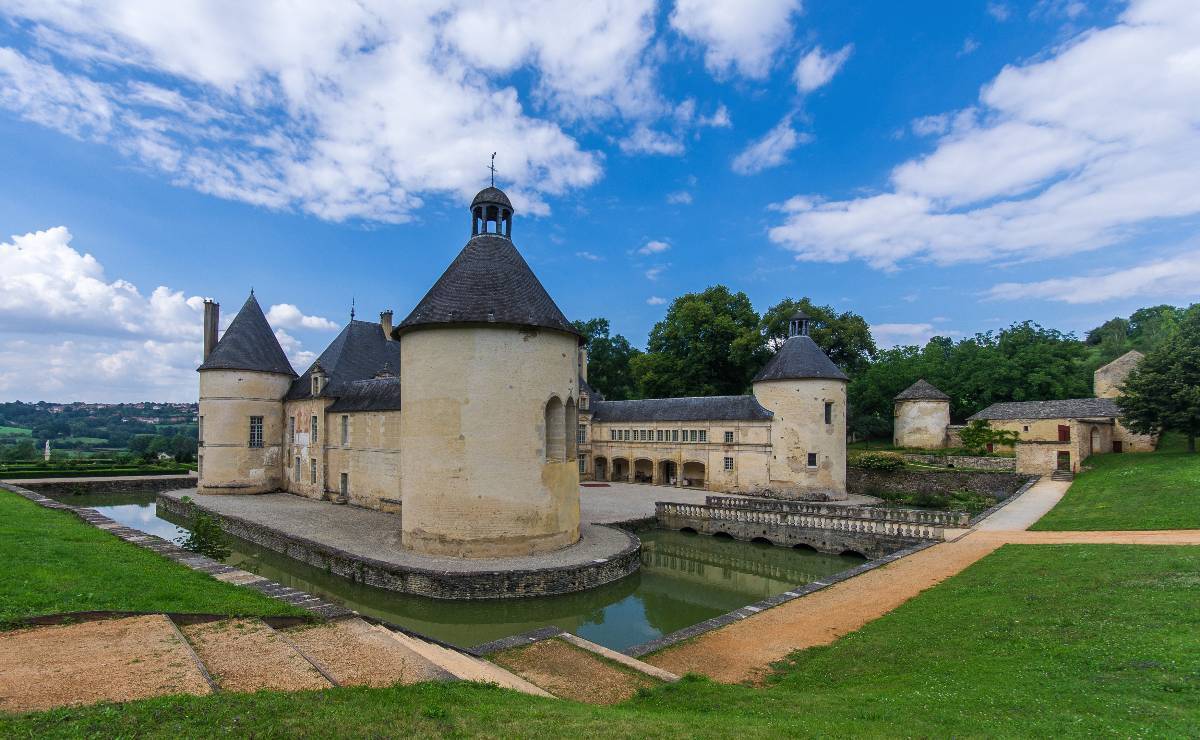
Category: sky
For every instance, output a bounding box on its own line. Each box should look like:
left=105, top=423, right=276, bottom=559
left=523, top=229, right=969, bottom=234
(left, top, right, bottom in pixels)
left=0, top=0, right=1197, bottom=402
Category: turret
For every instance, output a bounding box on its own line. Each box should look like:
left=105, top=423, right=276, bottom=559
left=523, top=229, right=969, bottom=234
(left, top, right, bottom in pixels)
left=893, top=379, right=951, bottom=448
left=196, top=292, right=295, bottom=493
left=752, top=312, right=849, bottom=499
left=394, top=186, right=582, bottom=557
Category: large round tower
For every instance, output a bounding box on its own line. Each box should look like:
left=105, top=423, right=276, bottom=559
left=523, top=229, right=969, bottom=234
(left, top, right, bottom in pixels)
left=752, top=312, right=849, bottom=499
left=196, top=293, right=296, bottom=494
left=394, top=187, right=582, bottom=558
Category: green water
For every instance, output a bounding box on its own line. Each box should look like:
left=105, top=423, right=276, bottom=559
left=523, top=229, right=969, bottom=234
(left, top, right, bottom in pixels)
left=52, top=491, right=864, bottom=651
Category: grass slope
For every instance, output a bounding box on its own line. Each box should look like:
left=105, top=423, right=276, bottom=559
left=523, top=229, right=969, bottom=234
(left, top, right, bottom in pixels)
left=4, top=545, right=1197, bottom=737
left=0, top=425, right=32, bottom=437
left=1032, top=433, right=1200, bottom=531
left=0, top=491, right=307, bottom=626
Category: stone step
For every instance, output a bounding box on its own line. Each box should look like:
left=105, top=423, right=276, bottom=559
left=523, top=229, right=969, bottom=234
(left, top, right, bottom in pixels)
left=284, top=617, right=453, bottom=687
left=488, top=635, right=661, bottom=705
left=378, top=626, right=553, bottom=698
left=179, top=619, right=333, bottom=693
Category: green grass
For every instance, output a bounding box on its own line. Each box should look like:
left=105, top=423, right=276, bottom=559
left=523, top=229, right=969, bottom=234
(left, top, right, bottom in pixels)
left=0, top=425, right=32, bottom=437
left=1032, top=433, right=1200, bottom=531
left=0, top=490, right=307, bottom=626
left=4, top=545, right=1197, bottom=737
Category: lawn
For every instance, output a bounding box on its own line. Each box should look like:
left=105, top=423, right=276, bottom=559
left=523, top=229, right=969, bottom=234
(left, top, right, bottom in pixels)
left=0, top=425, right=32, bottom=437
left=4, top=544, right=1197, bottom=737
left=1032, top=433, right=1200, bottom=531
left=0, top=490, right=307, bottom=626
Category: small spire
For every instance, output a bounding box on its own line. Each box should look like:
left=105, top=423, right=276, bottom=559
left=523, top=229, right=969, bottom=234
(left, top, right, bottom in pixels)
left=488, top=152, right=497, bottom=187
left=250, top=286, right=255, bottom=297
left=350, top=297, right=356, bottom=321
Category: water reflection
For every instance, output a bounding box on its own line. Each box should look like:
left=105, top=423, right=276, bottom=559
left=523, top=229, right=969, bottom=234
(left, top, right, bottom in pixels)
left=53, top=491, right=864, bottom=651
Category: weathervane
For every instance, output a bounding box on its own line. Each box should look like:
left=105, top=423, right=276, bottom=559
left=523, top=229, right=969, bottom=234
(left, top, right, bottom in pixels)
left=488, top=152, right=497, bottom=187
left=350, top=296, right=355, bottom=321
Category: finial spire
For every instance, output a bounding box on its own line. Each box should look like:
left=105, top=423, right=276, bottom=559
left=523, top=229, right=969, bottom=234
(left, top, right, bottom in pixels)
left=488, top=152, right=497, bottom=187
left=350, top=297, right=356, bottom=321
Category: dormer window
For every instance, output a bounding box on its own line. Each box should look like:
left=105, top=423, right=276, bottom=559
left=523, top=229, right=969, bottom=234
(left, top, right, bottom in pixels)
left=312, top=375, right=321, bottom=394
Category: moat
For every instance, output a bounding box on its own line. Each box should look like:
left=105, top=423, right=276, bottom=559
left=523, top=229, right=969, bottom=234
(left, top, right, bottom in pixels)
left=50, top=491, right=865, bottom=651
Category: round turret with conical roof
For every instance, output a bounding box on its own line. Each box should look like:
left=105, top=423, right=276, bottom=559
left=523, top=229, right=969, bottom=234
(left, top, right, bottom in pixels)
left=397, top=187, right=581, bottom=558
left=197, top=292, right=296, bottom=494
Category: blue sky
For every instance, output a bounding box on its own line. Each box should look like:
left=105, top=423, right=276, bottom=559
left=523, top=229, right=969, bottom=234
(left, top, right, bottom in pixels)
left=0, top=0, right=1197, bottom=402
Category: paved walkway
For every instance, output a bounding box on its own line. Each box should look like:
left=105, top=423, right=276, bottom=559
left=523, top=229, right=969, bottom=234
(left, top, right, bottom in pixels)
left=645, top=478, right=1200, bottom=683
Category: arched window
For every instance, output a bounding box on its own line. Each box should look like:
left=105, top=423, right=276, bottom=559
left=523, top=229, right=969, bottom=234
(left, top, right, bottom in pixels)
left=565, top=398, right=578, bottom=458
left=545, top=396, right=565, bottom=461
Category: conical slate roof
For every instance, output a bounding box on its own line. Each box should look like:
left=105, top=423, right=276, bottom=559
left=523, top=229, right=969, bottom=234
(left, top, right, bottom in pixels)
left=752, top=335, right=847, bottom=383
left=288, top=320, right=400, bottom=401
left=895, top=379, right=950, bottom=401
left=395, top=234, right=580, bottom=340
left=197, top=294, right=295, bottom=376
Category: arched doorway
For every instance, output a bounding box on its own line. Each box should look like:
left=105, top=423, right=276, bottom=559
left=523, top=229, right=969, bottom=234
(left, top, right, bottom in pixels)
left=544, top=396, right=565, bottom=461
left=1089, top=426, right=1100, bottom=457
left=594, top=456, right=608, bottom=481
left=658, top=460, right=677, bottom=486
left=633, top=458, right=653, bottom=483
left=682, top=461, right=705, bottom=488
left=612, top=457, right=630, bottom=482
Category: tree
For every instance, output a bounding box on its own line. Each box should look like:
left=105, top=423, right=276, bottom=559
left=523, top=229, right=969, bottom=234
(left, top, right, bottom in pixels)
left=1119, top=306, right=1200, bottom=453
left=631, top=286, right=768, bottom=398
left=761, top=298, right=876, bottom=375
left=572, top=318, right=642, bottom=400
left=958, top=420, right=1019, bottom=455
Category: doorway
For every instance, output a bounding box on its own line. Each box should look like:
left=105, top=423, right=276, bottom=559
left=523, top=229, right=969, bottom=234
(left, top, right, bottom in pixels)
left=1056, top=451, right=1071, bottom=471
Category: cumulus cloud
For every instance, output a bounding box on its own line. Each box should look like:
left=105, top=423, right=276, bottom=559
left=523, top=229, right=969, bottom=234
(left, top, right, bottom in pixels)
left=872, top=322, right=943, bottom=348
left=670, top=0, right=802, bottom=79
left=793, top=44, right=853, bottom=93
left=265, top=304, right=338, bottom=332
left=637, top=239, right=671, bottom=255
left=619, top=125, right=685, bottom=156
left=732, top=117, right=812, bottom=175
left=646, top=296, right=667, bottom=305
left=575, top=251, right=602, bottom=261
left=0, top=226, right=321, bottom=401
left=666, top=190, right=693, bottom=205
left=986, top=253, right=1200, bottom=304
left=769, top=0, right=1200, bottom=270
left=644, top=265, right=666, bottom=280
left=987, top=2, right=1011, bottom=21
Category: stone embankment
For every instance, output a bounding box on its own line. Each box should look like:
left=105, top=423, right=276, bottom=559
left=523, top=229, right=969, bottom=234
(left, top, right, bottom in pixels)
left=848, top=468, right=1031, bottom=499
left=898, top=453, right=1016, bottom=471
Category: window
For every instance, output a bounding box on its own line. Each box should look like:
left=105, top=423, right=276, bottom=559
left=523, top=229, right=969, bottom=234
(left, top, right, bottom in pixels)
left=672, top=429, right=679, bottom=442
left=310, top=458, right=317, bottom=484
left=724, top=430, right=734, bottom=444
left=610, top=429, right=618, bottom=441
left=1058, top=424, right=1071, bottom=442
left=289, top=416, right=295, bottom=443
left=249, top=416, right=264, bottom=448
left=656, top=429, right=664, bottom=442
left=698, top=430, right=707, bottom=443
left=723, top=456, right=734, bottom=471
left=578, top=424, right=587, bottom=444
left=340, top=472, right=348, bottom=498
left=578, top=454, right=587, bottom=474
left=1023, top=425, right=1030, bottom=432
left=689, top=429, right=698, bottom=443
left=198, top=416, right=204, bottom=445
left=341, top=415, right=349, bottom=446
left=311, top=415, right=318, bottom=445
left=294, top=456, right=301, bottom=481
left=312, top=375, right=321, bottom=395
left=623, top=429, right=630, bottom=441
left=824, top=401, right=833, bottom=425
left=807, top=452, right=818, bottom=468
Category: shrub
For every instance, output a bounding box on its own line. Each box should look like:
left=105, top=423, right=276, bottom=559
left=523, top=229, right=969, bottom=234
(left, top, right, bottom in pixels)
left=851, top=452, right=905, bottom=472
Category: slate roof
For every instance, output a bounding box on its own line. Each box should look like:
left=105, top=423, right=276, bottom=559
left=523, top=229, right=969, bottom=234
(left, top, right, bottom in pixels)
left=287, top=320, right=400, bottom=402
left=395, top=234, right=581, bottom=340
left=752, top=335, right=848, bottom=383
left=968, top=398, right=1122, bottom=421
left=471, top=186, right=512, bottom=209
left=895, top=379, right=950, bottom=401
left=591, top=395, right=773, bottom=423
left=197, top=294, right=296, bottom=376
left=327, top=377, right=402, bottom=412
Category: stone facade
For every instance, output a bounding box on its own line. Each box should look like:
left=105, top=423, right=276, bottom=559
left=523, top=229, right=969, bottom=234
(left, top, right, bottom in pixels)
left=893, top=399, right=950, bottom=448
left=197, top=370, right=292, bottom=494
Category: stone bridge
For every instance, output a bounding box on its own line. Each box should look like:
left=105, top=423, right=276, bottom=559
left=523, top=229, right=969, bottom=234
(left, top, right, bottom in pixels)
left=656, top=496, right=967, bottom=559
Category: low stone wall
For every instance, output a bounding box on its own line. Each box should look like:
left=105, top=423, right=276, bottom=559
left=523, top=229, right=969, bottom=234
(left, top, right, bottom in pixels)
left=898, top=454, right=1016, bottom=472
left=18, top=475, right=197, bottom=496
left=848, top=468, right=1031, bottom=499
left=159, top=493, right=642, bottom=600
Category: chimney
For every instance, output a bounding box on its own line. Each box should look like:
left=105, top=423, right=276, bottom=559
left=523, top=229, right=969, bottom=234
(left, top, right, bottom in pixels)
left=578, top=346, right=588, bottom=383
left=380, top=309, right=394, bottom=338
left=203, top=300, right=220, bottom=361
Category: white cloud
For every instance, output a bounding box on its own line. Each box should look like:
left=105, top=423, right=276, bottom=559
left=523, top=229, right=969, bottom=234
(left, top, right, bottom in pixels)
left=911, top=113, right=950, bottom=137
left=769, top=0, right=1200, bottom=270
left=266, top=304, right=338, bottom=332
left=646, top=296, right=667, bottom=305
left=666, top=190, right=694, bottom=205
left=987, top=2, right=1011, bottom=21
left=0, top=226, right=319, bottom=401
left=670, top=0, right=802, bottom=79
left=871, top=322, right=939, bottom=348
left=732, top=117, right=812, bottom=175
left=793, top=44, right=853, bottom=93
left=619, top=125, right=685, bottom=156
left=644, top=265, right=666, bottom=280
left=958, top=37, right=981, bottom=57
left=274, top=329, right=317, bottom=371
left=575, top=251, right=602, bottom=261
left=986, top=253, right=1200, bottom=304
left=638, top=239, right=671, bottom=255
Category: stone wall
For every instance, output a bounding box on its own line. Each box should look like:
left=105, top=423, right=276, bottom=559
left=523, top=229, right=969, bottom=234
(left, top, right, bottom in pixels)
left=753, top=376, right=847, bottom=499
left=898, top=453, right=1016, bottom=471
left=20, top=475, right=196, bottom=496
left=847, top=468, right=1032, bottom=499
left=893, top=399, right=950, bottom=449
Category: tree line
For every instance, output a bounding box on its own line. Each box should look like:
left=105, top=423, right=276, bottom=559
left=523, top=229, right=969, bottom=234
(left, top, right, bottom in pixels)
left=574, top=289, right=1198, bottom=447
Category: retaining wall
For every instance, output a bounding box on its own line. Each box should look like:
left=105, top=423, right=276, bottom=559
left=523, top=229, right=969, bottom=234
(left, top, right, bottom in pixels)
left=898, top=454, right=1016, bottom=471
left=848, top=468, right=1031, bottom=499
